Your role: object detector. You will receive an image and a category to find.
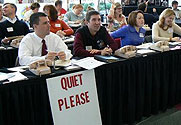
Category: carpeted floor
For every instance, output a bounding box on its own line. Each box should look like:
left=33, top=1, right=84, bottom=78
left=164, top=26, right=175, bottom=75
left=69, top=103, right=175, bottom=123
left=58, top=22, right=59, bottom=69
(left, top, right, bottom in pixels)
left=136, top=105, right=181, bottom=125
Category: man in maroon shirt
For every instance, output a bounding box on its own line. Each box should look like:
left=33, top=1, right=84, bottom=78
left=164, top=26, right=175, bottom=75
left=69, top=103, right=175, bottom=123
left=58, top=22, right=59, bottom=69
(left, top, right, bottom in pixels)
left=73, top=10, right=118, bottom=57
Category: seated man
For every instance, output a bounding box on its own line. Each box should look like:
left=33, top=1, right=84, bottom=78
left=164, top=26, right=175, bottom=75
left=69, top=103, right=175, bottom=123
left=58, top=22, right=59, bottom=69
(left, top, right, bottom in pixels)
left=73, top=10, right=118, bottom=57
left=18, top=12, right=72, bottom=66
left=138, top=2, right=158, bottom=28
left=0, top=3, right=30, bottom=44
left=172, top=0, right=181, bottom=19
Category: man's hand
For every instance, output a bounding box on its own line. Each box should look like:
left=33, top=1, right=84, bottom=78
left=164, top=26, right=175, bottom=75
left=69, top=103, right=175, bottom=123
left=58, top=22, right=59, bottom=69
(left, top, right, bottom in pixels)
left=45, top=52, right=57, bottom=61
left=2, top=38, right=10, bottom=44
left=101, top=47, right=113, bottom=56
left=57, top=51, right=66, bottom=60
left=88, top=49, right=101, bottom=54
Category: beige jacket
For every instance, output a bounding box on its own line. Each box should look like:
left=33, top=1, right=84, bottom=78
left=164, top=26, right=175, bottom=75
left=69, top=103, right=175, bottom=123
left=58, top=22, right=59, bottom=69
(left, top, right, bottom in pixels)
left=152, top=21, right=181, bottom=42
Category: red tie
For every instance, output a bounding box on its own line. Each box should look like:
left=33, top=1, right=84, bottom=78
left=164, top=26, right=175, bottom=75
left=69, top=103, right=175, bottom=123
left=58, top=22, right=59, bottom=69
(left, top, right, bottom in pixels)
left=41, top=39, right=47, bottom=56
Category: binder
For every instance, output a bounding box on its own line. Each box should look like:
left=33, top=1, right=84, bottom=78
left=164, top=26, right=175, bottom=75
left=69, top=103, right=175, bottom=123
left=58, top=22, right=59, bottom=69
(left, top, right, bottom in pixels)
left=94, top=55, right=122, bottom=63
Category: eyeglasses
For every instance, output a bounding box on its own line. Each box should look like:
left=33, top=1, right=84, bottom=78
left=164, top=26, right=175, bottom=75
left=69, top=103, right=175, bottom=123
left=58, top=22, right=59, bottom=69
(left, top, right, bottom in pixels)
left=116, top=8, right=122, bottom=10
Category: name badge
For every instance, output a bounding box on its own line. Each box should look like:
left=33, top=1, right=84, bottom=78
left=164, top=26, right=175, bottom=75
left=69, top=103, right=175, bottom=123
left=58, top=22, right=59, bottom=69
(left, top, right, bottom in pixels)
left=86, top=46, right=92, bottom=50
left=55, top=24, right=61, bottom=27
left=168, top=28, right=173, bottom=33
left=139, top=33, right=144, bottom=37
left=7, top=27, right=14, bottom=32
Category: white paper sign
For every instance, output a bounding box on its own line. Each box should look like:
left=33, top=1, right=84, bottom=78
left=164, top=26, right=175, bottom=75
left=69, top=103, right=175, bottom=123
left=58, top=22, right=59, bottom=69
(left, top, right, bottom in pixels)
left=46, top=69, right=102, bottom=125
left=72, top=57, right=105, bottom=70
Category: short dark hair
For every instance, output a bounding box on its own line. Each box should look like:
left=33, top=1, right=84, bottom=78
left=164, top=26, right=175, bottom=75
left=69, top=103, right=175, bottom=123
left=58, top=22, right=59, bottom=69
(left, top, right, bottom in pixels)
left=138, top=2, right=146, bottom=12
left=128, top=10, right=144, bottom=27
left=172, top=1, right=178, bottom=6
left=85, top=10, right=100, bottom=22
left=55, top=0, right=62, bottom=7
left=30, top=2, right=40, bottom=10
left=3, top=3, right=17, bottom=13
left=30, top=12, right=47, bottom=28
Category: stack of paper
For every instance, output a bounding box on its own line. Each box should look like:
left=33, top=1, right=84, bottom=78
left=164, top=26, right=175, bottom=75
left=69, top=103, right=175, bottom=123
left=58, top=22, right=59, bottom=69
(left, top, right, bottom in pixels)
left=136, top=43, right=153, bottom=49
left=8, top=72, right=28, bottom=82
left=0, top=72, right=28, bottom=83
left=72, top=57, right=105, bottom=70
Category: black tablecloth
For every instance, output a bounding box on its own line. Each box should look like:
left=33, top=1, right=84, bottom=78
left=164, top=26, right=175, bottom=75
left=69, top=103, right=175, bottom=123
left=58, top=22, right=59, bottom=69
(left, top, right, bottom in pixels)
left=0, top=48, right=18, bottom=68
left=0, top=49, right=181, bottom=125
left=95, top=50, right=181, bottom=124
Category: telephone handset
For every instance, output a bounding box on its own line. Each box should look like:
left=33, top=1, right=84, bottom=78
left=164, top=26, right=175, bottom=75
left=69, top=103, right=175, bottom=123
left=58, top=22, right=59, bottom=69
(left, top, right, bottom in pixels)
left=9, top=35, right=24, bottom=48
left=29, top=60, right=52, bottom=75
left=150, top=41, right=169, bottom=52
left=114, top=45, right=137, bottom=58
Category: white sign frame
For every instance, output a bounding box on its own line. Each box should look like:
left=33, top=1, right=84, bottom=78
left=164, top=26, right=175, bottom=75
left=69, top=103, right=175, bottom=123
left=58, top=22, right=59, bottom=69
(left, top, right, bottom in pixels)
left=46, top=69, right=102, bottom=125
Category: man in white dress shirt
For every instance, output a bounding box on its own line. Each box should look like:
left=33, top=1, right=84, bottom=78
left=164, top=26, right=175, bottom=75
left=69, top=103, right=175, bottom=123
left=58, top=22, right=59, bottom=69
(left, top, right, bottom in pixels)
left=18, top=12, right=72, bottom=66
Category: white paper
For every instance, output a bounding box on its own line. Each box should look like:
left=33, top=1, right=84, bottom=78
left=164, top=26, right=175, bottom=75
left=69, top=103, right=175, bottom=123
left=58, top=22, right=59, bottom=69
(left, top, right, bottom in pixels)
left=136, top=43, right=153, bottom=49
left=169, top=42, right=181, bottom=45
left=170, top=46, right=181, bottom=50
left=137, top=49, right=155, bottom=54
left=8, top=72, right=28, bottom=82
left=0, top=72, right=15, bottom=81
left=64, top=65, right=81, bottom=71
left=8, top=65, right=29, bottom=72
left=63, top=36, right=74, bottom=43
left=72, top=57, right=105, bottom=70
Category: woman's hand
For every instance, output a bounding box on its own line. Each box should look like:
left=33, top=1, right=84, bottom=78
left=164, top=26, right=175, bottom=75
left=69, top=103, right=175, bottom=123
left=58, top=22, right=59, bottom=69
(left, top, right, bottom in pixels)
left=172, top=37, right=181, bottom=42
left=56, top=30, right=66, bottom=37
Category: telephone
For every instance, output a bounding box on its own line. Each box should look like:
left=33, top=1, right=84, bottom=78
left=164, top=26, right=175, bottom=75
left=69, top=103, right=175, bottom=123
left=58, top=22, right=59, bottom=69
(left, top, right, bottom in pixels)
left=29, top=60, right=52, bottom=75
left=114, top=45, right=137, bottom=58
left=150, top=41, right=169, bottom=52
left=10, top=35, right=24, bottom=48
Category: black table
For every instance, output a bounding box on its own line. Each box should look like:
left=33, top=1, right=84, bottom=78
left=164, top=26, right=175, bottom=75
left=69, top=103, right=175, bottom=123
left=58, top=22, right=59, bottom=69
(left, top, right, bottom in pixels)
left=0, top=48, right=18, bottom=68
left=0, top=49, right=181, bottom=125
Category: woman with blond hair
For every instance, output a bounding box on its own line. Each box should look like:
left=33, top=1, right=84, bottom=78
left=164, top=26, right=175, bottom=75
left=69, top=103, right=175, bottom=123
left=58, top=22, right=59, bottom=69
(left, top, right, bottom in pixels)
left=43, top=5, right=74, bottom=37
left=152, top=8, right=181, bottom=42
left=63, top=4, right=85, bottom=24
left=107, top=2, right=127, bottom=31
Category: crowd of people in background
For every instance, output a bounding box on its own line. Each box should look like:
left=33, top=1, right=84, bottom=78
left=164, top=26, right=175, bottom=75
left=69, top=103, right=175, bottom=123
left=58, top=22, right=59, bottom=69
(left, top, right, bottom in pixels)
left=0, top=0, right=181, bottom=65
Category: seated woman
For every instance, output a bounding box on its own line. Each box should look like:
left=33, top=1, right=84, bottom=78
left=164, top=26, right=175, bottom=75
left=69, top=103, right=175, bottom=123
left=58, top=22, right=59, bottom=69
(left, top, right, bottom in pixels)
left=152, top=8, right=181, bottom=42
left=107, top=2, right=127, bottom=32
left=111, top=10, right=146, bottom=47
left=23, top=2, right=40, bottom=22
left=63, top=4, right=85, bottom=24
left=43, top=5, right=74, bottom=37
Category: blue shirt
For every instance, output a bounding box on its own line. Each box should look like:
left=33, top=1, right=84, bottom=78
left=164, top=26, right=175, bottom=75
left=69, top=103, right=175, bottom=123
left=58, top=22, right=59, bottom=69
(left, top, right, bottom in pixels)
left=63, top=11, right=85, bottom=22
left=111, top=25, right=146, bottom=47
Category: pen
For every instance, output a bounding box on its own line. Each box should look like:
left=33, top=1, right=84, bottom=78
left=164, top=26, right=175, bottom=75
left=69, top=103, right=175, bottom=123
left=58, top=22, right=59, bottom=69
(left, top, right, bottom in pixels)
left=106, top=45, right=113, bottom=55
